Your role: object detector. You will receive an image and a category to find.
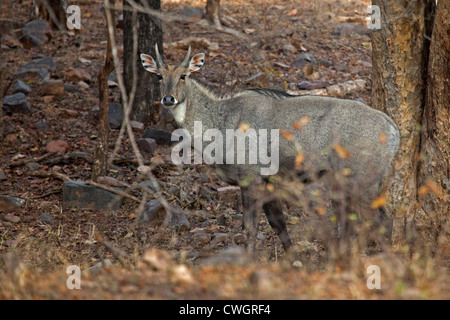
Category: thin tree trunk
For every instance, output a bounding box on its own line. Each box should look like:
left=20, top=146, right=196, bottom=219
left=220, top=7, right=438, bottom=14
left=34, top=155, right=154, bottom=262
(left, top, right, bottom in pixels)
left=123, top=0, right=162, bottom=124
left=206, top=0, right=221, bottom=28
left=92, top=2, right=116, bottom=181
left=371, top=0, right=434, bottom=250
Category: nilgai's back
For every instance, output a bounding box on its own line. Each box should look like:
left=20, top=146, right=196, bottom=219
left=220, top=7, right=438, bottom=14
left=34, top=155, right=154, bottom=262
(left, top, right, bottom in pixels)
left=221, top=91, right=399, bottom=192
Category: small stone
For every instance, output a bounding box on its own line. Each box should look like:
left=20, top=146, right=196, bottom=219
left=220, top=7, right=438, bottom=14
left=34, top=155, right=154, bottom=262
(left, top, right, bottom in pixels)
left=212, top=232, right=228, bottom=245
left=0, top=195, right=25, bottom=212
left=142, top=128, right=178, bottom=146
left=3, top=92, right=31, bottom=114
left=40, top=213, right=55, bottom=224
left=64, top=109, right=79, bottom=117
left=46, top=140, right=69, bottom=155
left=194, top=232, right=212, bottom=246
left=180, top=6, right=204, bottom=19
left=21, top=19, right=53, bottom=42
left=233, top=233, right=245, bottom=243
left=282, top=43, right=297, bottom=54
left=63, top=83, right=78, bottom=93
left=4, top=214, right=20, bottom=223
left=292, top=52, right=317, bottom=68
left=201, top=246, right=250, bottom=266
left=22, top=56, right=55, bottom=71
left=15, top=68, right=49, bottom=81
left=25, top=162, right=39, bottom=171
left=137, top=138, right=157, bottom=155
left=41, top=79, right=64, bottom=96
left=77, top=81, right=89, bottom=90
left=12, top=80, right=31, bottom=95
left=0, top=169, right=7, bottom=181
left=43, top=95, right=55, bottom=103
left=18, top=33, right=43, bottom=49
left=1, top=34, right=22, bottom=48
left=64, top=67, right=92, bottom=83
left=33, top=120, right=50, bottom=131
left=129, top=120, right=144, bottom=130
left=84, top=259, right=114, bottom=275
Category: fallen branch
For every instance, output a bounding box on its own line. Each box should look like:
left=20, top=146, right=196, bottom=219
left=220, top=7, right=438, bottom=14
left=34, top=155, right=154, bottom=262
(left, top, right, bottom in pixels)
left=27, top=170, right=72, bottom=181
left=9, top=152, right=57, bottom=168
left=42, top=152, right=94, bottom=166
left=86, top=179, right=140, bottom=202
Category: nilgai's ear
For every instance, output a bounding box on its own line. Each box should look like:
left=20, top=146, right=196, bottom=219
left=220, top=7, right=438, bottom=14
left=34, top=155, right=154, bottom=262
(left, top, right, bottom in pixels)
left=188, top=53, right=205, bottom=74
left=140, top=53, right=159, bottom=74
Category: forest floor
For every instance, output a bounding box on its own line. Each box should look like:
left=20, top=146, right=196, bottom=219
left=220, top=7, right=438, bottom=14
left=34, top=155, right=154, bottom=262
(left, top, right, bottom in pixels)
left=0, top=0, right=449, bottom=300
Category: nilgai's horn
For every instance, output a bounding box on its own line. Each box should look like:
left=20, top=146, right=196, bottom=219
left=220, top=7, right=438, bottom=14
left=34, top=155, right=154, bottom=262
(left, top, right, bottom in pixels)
left=155, top=43, right=165, bottom=68
left=180, top=45, right=192, bottom=67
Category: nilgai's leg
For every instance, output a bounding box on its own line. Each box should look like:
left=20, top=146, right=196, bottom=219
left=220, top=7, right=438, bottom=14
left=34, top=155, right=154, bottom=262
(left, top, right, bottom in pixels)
left=241, top=187, right=260, bottom=255
left=262, top=200, right=293, bottom=251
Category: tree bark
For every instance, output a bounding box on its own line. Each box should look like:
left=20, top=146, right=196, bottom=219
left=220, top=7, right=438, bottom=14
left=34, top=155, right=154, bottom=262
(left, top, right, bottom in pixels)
left=417, top=0, right=450, bottom=252
left=123, top=0, right=162, bottom=124
left=206, top=0, right=221, bottom=28
left=92, top=2, right=116, bottom=181
left=371, top=0, right=435, bottom=250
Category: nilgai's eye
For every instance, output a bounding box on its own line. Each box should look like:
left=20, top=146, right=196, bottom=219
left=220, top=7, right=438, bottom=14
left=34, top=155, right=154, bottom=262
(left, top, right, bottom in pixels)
left=157, top=74, right=162, bottom=80
left=180, top=74, right=186, bottom=80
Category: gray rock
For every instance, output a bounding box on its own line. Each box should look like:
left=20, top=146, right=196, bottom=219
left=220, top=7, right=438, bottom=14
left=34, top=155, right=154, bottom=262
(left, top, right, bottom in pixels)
left=41, top=79, right=64, bottom=96
left=282, top=43, right=297, bottom=54
left=200, top=246, right=250, bottom=266
left=0, top=169, right=7, bottom=181
left=22, top=56, right=55, bottom=71
left=15, top=68, right=49, bottom=81
left=62, top=180, right=123, bottom=211
left=138, top=179, right=164, bottom=193
left=40, top=213, right=55, bottom=224
left=25, top=162, right=40, bottom=171
left=332, top=23, right=369, bottom=37
left=138, top=199, right=163, bottom=223
left=3, top=92, right=31, bottom=114
left=292, top=53, right=317, bottom=68
left=0, top=195, right=25, bottom=212
left=18, top=34, right=43, bottom=48
left=169, top=205, right=191, bottom=232
left=138, top=200, right=191, bottom=232
left=108, top=103, right=123, bottom=129
left=33, top=120, right=50, bottom=131
left=137, top=138, right=157, bottom=155
left=21, top=19, right=52, bottom=43
left=180, top=6, right=204, bottom=19
left=64, top=83, right=78, bottom=93
left=142, top=128, right=179, bottom=146
left=12, top=80, right=32, bottom=95
left=84, top=259, right=114, bottom=275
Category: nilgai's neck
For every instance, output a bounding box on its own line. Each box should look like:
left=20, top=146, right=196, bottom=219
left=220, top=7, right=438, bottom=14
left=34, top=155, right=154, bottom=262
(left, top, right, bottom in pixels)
left=179, top=78, right=222, bottom=133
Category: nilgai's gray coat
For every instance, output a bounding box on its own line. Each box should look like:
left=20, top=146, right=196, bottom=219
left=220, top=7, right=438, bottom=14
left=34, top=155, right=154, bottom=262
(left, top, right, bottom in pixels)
left=141, top=46, right=400, bottom=254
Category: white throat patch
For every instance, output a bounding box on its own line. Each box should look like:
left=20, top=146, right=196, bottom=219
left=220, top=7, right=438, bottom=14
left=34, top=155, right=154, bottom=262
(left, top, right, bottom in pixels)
left=172, top=100, right=186, bottom=124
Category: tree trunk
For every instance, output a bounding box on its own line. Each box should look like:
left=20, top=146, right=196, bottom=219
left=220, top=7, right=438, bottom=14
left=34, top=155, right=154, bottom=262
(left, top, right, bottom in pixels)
left=34, top=0, right=67, bottom=30
left=371, top=0, right=435, bottom=250
left=417, top=0, right=450, bottom=252
left=206, top=0, right=221, bottom=28
left=123, top=0, right=162, bottom=124
left=92, top=1, right=116, bottom=181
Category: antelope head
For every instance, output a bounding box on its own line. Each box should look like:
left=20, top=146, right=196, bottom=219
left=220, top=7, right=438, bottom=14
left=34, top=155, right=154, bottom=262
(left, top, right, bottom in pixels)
left=140, top=44, right=205, bottom=108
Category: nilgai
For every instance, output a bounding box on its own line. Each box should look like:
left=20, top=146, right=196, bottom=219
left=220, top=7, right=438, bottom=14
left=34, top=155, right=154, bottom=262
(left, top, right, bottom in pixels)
left=141, top=45, right=400, bottom=255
